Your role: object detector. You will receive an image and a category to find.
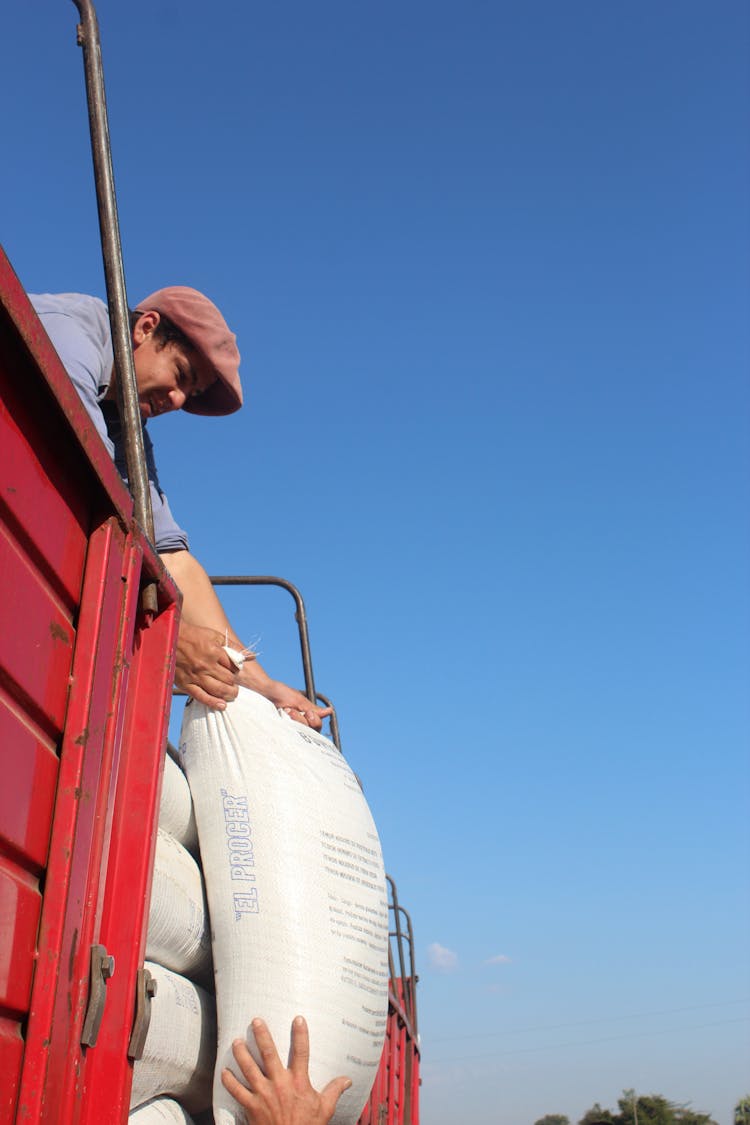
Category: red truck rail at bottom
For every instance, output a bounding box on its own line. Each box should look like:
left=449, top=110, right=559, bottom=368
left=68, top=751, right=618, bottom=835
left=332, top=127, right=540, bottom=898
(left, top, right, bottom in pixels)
left=358, top=876, right=420, bottom=1125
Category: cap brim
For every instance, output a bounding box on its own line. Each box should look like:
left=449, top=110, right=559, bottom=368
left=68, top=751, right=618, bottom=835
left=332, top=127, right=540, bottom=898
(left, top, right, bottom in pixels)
left=183, top=375, right=243, bottom=416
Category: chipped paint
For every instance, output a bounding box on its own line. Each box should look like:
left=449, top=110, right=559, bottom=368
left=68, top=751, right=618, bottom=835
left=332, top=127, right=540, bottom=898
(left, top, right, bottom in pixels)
left=49, top=622, right=70, bottom=645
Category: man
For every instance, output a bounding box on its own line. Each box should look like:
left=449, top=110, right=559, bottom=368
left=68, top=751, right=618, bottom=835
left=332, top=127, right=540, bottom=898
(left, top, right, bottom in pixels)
left=31, top=287, right=329, bottom=727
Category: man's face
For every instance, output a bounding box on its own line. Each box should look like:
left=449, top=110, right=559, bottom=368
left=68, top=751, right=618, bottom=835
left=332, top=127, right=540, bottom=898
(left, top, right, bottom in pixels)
left=131, top=311, right=213, bottom=419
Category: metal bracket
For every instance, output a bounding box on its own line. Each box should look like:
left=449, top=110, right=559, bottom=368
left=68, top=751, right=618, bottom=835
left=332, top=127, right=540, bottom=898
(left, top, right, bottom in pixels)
left=127, top=967, right=158, bottom=1060
left=80, top=944, right=115, bottom=1048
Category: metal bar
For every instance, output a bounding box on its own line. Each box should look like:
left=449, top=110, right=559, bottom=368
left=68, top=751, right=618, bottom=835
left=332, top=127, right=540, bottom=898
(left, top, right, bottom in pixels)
left=315, top=692, right=340, bottom=749
left=399, top=905, right=418, bottom=1037
left=387, top=875, right=409, bottom=993
left=210, top=575, right=317, bottom=703
left=386, top=875, right=418, bottom=1035
left=72, top=0, right=157, bottom=615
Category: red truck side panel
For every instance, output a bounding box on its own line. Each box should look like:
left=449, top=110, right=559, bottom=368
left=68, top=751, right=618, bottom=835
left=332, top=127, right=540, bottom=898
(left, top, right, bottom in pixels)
left=0, top=248, right=179, bottom=1124
left=357, top=985, right=420, bottom=1125
left=80, top=583, right=180, bottom=1124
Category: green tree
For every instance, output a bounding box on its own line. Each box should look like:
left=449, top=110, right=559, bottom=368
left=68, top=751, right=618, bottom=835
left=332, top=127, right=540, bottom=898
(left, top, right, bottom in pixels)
left=534, top=1116, right=570, bottom=1125
left=617, top=1092, right=674, bottom=1125
left=579, top=1104, right=615, bottom=1125
left=674, top=1109, right=718, bottom=1125
left=734, top=1097, right=750, bottom=1125
left=578, top=1093, right=717, bottom=1125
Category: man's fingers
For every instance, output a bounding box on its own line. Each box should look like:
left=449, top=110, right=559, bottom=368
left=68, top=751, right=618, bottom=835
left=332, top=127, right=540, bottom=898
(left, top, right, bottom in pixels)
left=185, top=677, right=239, bottom=708
left=320, top=1074, right=353, bottom=1116
left=185, top=684, right=228, bottom=710
left=230, top=1037, right=264, bottom=1086
left=251, top=1017, right=284, bottom=1078
left=198, top=657, right=238, bottom=687
left=221, top=1060, right=256, bottom=1110
left=288, top=1015, right=311, bottom=1076
left=282, top=706, right=333, bottom=730
left=283, top=708, right=314, bottom=728
left=304, top=706, right=333, bottom=731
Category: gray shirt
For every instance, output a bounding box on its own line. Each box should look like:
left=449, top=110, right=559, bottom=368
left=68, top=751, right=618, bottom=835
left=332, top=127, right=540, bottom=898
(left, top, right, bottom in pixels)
left=30, top=292, right=189, bottom=552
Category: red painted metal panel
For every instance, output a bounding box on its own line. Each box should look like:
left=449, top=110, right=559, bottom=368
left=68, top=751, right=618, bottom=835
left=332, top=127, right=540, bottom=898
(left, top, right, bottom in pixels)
left=0, top=692, right=58, bottom=871
left=0, top=1017, right=24, bottom=1123
left=0, top=376, right=88, bottom=613
left=357, top=989, right=421, bottom=1125
left=0, top=860, right=41, bottom=1016
left=0, top=249, right=131, bottom=529
left=1, top=247, right=182, bottom=1123
left=17, top=516, right=130, bottom=1122
left=0, top=522, right=75, bottom=737
left=15, top=523, right=180, bottom=1125
left=410, top=1045, right=420, bottom=1125
left=79, top=547, right=180, bottom=1124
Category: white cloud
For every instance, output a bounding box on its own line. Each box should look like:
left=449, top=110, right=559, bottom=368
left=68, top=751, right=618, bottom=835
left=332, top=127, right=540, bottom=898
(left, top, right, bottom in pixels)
left=484, top=953, right=511, bottom=965
left=427, top=942, right=459, bottom=973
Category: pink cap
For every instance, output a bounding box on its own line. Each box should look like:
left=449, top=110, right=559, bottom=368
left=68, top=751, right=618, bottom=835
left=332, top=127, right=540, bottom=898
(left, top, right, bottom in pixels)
left=135, top=286, right=243, bottom=415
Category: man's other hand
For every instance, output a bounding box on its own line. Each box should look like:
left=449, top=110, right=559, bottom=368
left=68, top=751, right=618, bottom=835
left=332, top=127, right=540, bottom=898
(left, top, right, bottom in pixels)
left=221, top=1016, right=351, bottom=1125
left=268, top=682, right=333, bottom=731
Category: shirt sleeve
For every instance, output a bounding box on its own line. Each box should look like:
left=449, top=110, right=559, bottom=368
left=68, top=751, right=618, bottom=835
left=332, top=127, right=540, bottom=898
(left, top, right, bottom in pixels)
left=105, top=406, right=190, bottom=553
left=29, top=293, right=115, bottom=457
left=143, top=427, right=190, bottom=552
left=30, top=293, right=190, bottom=553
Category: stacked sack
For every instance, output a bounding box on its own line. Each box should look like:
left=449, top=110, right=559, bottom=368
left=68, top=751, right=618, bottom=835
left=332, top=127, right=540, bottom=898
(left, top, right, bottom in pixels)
left=129, top=748, right=216, bottom=1121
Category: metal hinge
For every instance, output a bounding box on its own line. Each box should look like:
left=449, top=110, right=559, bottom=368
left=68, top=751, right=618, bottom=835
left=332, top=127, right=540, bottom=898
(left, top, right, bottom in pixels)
left=128, top=967, right=158, bottom=1060
left=80, top=944, right=115, bottom=1047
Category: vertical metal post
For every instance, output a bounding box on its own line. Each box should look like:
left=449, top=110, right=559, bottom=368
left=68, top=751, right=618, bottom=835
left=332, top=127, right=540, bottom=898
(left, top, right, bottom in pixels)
left=210, top=576, right=318, bottom=703
left=72, top=1, right=157, bottom=612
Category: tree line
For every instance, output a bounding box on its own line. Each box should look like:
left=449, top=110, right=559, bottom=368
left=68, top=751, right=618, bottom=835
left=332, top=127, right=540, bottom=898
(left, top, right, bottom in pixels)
left=534, top=1091, right=750, bottom=1125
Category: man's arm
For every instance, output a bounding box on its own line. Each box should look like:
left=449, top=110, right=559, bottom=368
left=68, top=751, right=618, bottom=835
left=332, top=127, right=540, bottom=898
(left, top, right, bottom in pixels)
left=160, top=549, right=331, bottom=728
left=221, top=1017, right=351, bottom=1125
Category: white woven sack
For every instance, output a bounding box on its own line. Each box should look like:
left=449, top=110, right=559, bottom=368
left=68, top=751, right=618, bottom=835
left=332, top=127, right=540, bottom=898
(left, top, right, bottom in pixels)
left=179, top=686, right=389, bottom=1125
left=129, top=1097, right=195, bottom=1123
left=159, top=753, right=199, bottom=853
left=130, top=962, right=216, bottom=1113
left=146, top=829, right=211, bottom=980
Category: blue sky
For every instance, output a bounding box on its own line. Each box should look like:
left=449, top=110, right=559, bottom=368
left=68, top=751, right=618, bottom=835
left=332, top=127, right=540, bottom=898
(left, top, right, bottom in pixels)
left=4, top=3, right=749, bottom=1123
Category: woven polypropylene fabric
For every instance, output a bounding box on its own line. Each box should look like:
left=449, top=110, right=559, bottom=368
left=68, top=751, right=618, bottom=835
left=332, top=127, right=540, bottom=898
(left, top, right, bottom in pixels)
left=179, top=687, right=389, bottom=1125
left=129, top=1096, right=195, bottom=1123
left=130, top=963, right=216, bottom=1113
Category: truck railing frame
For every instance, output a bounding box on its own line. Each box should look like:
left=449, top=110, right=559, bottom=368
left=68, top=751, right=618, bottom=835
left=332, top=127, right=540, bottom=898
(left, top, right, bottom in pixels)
left=387, top=875, right=419, bottom=1041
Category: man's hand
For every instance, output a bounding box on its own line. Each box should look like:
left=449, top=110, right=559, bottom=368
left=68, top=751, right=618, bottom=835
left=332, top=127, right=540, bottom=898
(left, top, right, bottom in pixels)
left=268, top=682, right=333, bottom=732
left=221, top=1017, right=351, bottom=1125
left=237, top=664, right=332, bottom=731
left=160, top=551, right=329, bottom=724
left=174, top=621, right=250, bottom=709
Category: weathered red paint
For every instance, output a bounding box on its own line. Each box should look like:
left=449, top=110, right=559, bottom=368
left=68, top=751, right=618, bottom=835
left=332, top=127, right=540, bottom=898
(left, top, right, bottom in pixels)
left=0, top=695, right=58, bottom=870
left=1, top=249, right=180, bottom=1123
left=357, top=983, right=421, bottom=1125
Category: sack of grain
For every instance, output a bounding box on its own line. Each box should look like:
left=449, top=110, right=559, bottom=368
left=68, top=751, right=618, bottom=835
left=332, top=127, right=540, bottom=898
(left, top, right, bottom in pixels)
left=159, top=750, right=198, bottom=854
left=129, top=1096, right=195, bottom=1123
left=130, top=962, right=215, bottom=1114
left=146, top=829, right=211, bottom=980
left=179, top=685, right=389, bottom=1125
